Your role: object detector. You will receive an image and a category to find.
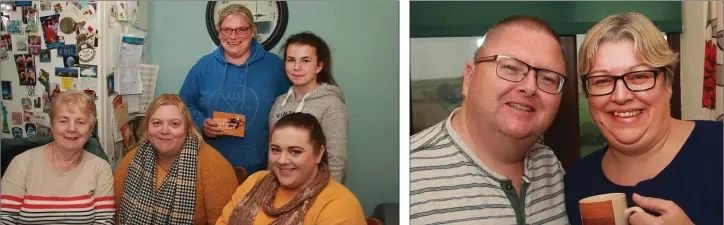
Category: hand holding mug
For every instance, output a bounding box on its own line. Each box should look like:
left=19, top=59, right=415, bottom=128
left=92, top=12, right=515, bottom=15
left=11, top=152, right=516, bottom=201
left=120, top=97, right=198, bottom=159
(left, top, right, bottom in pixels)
left=579, top=193, right=644, bottom=225
left=628, top=193, right=694, bottom=225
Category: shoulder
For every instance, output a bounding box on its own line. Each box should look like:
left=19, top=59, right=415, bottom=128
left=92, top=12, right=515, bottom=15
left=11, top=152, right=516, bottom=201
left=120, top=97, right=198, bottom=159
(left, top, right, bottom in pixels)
left=10, top=145, right=44, bottom=165
left=410, top=120, right=447, bottom=152
left=198, top=142, right=234, bottom=173
left=115, top=147, right=139, bottom=173
left=242, top=171, right=270, bottom=186
left=82, top=150, right=112, bottom=171
left=564, top=147, right=606, bottom=185
left=689, top=120, right=723, bottom=142
left=317, top=179, right=363, bottom=210
left=527, top=142, right=563, bottom=168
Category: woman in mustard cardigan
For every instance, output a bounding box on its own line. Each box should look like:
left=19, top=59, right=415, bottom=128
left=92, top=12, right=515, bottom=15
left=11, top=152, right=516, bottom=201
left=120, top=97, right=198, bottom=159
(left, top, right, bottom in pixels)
left=114, top=94, right=238, bottom=224
left=216, top=112, right=365, bottom=225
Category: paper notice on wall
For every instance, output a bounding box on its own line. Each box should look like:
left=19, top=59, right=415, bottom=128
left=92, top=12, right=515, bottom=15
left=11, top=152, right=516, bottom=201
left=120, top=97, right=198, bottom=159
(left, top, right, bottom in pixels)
left=60, top=77, right=74, bottom=90
left=124, top=94, right=140, bottom=113
left=115, top=34, right=144, bottom=95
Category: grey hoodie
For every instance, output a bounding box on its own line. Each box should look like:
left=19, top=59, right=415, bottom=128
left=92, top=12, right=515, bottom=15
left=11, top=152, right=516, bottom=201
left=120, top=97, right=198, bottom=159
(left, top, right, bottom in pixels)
left=269, top=83, right=349, bottom=182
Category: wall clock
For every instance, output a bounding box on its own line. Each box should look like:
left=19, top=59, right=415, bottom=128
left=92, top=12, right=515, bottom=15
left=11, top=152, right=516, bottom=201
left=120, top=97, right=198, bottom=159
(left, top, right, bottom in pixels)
left=206, top=1, right=289, bottom=51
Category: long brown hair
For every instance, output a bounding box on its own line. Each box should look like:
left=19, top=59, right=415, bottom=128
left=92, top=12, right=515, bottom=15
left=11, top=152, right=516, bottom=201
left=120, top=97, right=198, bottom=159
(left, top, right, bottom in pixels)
left=138, top=94, right=202, bottom=142
left=272, top=112, right=328, bottom=165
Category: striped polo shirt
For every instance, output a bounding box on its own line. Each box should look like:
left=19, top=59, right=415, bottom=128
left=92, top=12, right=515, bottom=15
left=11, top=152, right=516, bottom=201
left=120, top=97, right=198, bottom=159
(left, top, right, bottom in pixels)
left=410, top=109, right=568, bottom=225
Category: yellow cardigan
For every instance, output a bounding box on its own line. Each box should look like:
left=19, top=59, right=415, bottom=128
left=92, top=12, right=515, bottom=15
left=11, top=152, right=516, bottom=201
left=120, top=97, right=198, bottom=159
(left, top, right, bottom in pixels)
left=216, top=171, right=367, bottom=225
left=114, top=142, right=239, bottom=225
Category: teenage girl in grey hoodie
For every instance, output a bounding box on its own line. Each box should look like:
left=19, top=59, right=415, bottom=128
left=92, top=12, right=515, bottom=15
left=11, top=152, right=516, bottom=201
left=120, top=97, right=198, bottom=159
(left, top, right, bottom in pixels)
left=269, top=32, right=349, bottom=182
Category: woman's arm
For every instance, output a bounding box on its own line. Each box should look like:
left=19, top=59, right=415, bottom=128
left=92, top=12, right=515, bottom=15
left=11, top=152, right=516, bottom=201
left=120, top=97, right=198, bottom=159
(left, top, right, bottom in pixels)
left=202, top=151, right=240, bottom=225
left=0, top=154, right=31, bottom=224
left=321, top=102, right=349, bottom=182
left=93, top=162, right=116, bottom=225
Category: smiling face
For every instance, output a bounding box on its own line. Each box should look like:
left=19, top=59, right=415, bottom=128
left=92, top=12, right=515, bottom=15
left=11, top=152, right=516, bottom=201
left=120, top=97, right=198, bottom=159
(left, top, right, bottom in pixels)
left=219, top=14, right=254, bottom=59
left=285, top=44, right=322, bottom=89
left=463, top=26, right=566, bottom=140
left=586, top=40, right=672, bottom=152
left=147, top=105, right=187, bottom=156
left=51, top=105, right=92, bottom=152
left=269, top=126, right=324, bottom=190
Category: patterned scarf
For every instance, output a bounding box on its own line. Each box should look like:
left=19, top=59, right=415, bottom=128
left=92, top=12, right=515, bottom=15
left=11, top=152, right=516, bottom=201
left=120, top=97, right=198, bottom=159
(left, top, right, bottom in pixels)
left=228, top=164, right=331, bottom=225
left=119, top=134, right=199, bottom=224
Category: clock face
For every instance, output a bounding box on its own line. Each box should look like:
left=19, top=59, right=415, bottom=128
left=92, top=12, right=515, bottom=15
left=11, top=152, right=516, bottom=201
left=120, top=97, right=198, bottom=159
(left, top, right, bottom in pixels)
left=206, top=1, right=289, bottom=51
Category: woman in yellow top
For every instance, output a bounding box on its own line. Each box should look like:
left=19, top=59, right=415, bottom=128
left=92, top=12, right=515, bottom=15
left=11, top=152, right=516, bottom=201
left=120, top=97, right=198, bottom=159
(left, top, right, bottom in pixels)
left=216, top=112, right=366, bottom=225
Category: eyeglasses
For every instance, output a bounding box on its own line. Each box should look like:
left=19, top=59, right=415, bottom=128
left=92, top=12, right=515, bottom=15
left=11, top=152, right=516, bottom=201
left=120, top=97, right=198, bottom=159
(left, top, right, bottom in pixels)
left=475, top=55, right=567, bottom=94
left=580, top=69, right=661, bottom=96
left=220, top=27, right=250, bottom=36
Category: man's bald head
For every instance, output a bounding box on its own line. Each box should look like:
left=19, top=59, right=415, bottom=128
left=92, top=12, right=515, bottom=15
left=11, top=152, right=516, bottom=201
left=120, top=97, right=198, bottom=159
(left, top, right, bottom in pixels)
left=475, top=15, right=562, bottom=59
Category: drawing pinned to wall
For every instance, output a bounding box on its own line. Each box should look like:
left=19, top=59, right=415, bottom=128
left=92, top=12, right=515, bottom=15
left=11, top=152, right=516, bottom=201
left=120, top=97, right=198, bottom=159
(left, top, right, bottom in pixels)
left=41, top=14, right=63, bottom=48
left=8, top=20, right=22, bottom=35
left=39, top=49, right=50, bottom=62
left=1, top=81, right=11, bottom=100
left=80, top=64, right=97, bottom=78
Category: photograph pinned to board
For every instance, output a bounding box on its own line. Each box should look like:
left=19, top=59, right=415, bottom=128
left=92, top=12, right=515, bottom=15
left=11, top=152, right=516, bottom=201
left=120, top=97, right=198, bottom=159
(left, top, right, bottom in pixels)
left=28, top=45, right=40, bottom=55
left=25, top=123, right=36, bottom=138
left=22, top=5, right=38, bottom=25
left=80, top=64, right=97, bottom=78
left=11, top=112, right=22, bottom=125
left=18, top=67, right=37, bottom=86
left=39, top=1, right=51, bottom=11
left=21, top=97, right=32, bottom=110
left=56, top=67, right=79, bottom=78
left=25, top=24, right=38, bottom=36
left=14, top=54, right=34, bottom=69
left=8, top=20, right=22, bottom=35
left=41, top=14, right=63, bottom=48
left=34, top=97, right=41, bottom=108
left=28, top=36, right=41, bottom=45
left=23, top=111, right=33, bottom=123
left=39, top=49, right=50, bottom=62
left=1, top=34, right=11, bottom=51
left=58, top=44, right=76, bottom=57
left=15, top=36, right=28, bottom=51
left=63, top=55, right=78, bottom=67
left=0, top=48, right=7, bottom=62
left=107, top=72, right=115, bottom=96
left=2, top=81, right=12, bottom=100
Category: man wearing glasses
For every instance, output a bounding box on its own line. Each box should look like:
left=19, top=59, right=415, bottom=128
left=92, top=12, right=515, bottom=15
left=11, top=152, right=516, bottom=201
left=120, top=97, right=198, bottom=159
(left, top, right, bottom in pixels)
left=179, top=4, right=290, bottom=175
left=411, top=16, right=569, bottom=225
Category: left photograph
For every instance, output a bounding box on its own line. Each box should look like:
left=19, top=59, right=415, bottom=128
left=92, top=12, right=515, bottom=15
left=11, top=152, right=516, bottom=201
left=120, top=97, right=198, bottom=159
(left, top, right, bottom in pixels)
left=0, top=1, right=399, bottom=224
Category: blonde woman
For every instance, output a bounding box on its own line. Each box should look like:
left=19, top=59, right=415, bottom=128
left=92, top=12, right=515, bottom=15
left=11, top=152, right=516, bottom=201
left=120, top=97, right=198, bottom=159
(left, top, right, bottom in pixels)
left=0, top=91, right=114, bottom=224
left=115, top=94, right=238, bottom=224
left=179, top=4, right=290, bottom=176
left=565, top=12, right=723, bottom=225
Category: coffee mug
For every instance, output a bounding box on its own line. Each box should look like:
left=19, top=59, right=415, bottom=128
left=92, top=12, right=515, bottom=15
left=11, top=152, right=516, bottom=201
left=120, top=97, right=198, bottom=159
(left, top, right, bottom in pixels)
left=579, top=193, right=644, bottom=225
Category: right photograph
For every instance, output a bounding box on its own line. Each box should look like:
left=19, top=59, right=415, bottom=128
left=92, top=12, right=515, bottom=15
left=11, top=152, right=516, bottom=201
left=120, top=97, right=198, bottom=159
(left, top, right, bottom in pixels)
left=409, top=1, right=723, bottom=225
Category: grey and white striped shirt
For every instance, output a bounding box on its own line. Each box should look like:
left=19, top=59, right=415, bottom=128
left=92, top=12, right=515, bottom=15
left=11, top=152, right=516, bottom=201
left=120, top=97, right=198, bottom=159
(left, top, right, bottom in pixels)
left=410, top=109, right=569, bottom=225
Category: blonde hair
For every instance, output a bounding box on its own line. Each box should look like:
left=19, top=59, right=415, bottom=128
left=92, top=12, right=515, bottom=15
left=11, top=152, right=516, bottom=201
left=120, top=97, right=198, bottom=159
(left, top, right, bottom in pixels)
left=216, top=4, right=257, bottom=37
left=138, top=94, right=202, bottom=142
left=578, top=12, right=679, bottom=87
left=49, top=91, right=97, bottom=130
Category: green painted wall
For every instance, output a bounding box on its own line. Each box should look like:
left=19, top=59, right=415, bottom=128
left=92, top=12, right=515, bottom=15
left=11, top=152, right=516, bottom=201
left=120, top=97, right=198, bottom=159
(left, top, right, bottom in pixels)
left=147, top=1, right=399, bottom=216
left=411, top=1, right=682, bottom=37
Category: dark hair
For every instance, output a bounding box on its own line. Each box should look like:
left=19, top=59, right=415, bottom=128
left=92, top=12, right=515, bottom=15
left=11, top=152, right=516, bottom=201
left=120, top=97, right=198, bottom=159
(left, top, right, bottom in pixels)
left=280, top=31, right=337, bottom=86
left=273, top=112, right=328, bottom=165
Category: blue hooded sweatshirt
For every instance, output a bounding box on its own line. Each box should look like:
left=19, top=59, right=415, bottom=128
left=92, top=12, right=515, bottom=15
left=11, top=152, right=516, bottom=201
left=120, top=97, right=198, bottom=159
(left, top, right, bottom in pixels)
left=179, top=39, right=290, bottom=173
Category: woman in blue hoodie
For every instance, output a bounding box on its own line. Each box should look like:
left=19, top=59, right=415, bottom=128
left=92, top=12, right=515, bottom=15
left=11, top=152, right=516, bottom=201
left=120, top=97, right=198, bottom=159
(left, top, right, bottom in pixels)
left=179, top=4, right=290, bottom=175
left=269, top=32, right=349, bottom=182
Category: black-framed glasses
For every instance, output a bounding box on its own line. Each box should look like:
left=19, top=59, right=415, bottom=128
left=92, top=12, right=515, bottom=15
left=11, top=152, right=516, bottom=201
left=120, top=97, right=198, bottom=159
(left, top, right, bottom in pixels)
left=580, top=69, right=661, bottom=96
left=220, top=27, right=250, bottom=36
left=475, top=55, right=567, bottom=94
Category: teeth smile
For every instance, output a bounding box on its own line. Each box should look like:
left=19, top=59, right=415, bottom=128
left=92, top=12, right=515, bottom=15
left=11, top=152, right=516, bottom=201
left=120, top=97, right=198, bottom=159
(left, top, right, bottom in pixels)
left=279, top=168, right=294, bottom=173
left=507, top=103, right=533, bottom=112
left=612, top=110, right=642, bottom=118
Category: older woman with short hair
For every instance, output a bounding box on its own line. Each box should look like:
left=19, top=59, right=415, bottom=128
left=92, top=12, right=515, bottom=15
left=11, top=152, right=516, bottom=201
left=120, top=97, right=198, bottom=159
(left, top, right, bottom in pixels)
left=565, top=12, right=723, bottom=225
left=0, top=91, right=115, bottom=224
left=115, top=94, right=238, bottom=224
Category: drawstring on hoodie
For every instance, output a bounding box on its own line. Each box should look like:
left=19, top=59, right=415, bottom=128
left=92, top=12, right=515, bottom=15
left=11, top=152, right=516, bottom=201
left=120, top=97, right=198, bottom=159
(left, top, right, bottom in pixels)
left=281, top=88, right=311, bottom=112
left=220, top=50, right=254, bottom=112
